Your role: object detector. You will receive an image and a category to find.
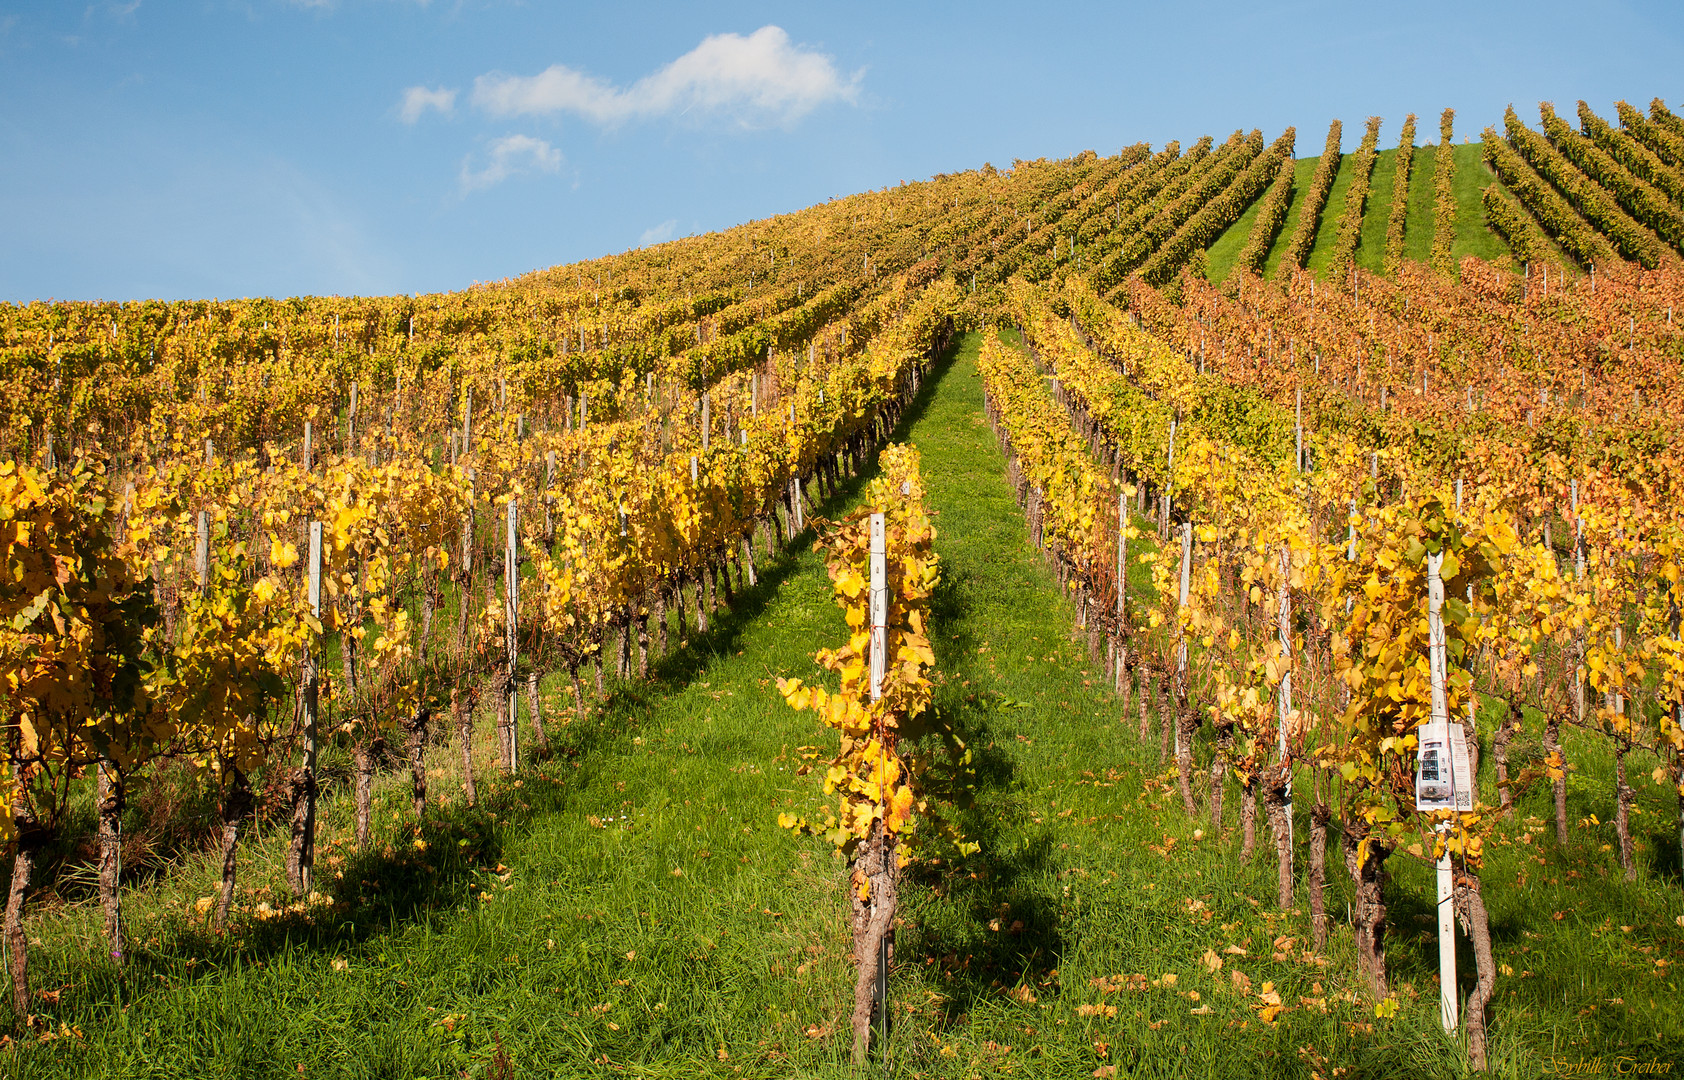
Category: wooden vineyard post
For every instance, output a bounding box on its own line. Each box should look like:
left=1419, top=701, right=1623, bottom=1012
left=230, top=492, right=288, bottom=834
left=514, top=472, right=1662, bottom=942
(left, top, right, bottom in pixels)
left=289, top=521, right=323, bottom=897
left=303, top=421, right=313, bottom=471
left=504, top=499, right=520, bottom=773
left=866, top=511, right=893, bottom=1067
left=1425, top=551, right=1460, bottom=1035
left=701, top=392, right=711, bottom=452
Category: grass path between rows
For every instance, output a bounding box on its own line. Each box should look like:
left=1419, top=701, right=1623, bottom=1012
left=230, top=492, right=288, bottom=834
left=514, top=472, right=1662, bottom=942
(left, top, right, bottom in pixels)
left=13, top=332, right=1684, bottom=1078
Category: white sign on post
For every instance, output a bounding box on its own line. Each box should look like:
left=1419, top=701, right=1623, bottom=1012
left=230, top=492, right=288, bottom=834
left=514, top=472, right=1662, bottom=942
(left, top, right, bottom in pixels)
left=1417, top=550, right=1463, bottom=1036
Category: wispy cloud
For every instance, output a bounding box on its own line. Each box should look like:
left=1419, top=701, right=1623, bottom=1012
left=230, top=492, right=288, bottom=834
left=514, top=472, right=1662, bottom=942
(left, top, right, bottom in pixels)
left=470, top=25, right=860, bottom=130
left=639, top=219, right=677, bottom=246
left=400, top=84, right=457, bottom=123
left=459, top=134, right=561, bottom=192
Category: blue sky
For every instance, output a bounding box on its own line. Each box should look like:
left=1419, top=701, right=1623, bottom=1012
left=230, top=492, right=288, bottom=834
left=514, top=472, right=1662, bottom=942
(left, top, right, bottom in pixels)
left=3, top=0, right=1682, bottom=302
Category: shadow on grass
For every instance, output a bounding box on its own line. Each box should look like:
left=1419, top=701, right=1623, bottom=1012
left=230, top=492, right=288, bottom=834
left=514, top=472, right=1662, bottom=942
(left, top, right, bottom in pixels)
left=899, top=690, right=1064, bottom=1026
left=872, top=333, right=1071, bottom=1025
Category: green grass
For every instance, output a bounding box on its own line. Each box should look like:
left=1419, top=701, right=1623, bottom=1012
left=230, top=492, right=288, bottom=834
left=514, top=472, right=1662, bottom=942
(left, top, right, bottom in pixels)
left=1214, top=141, right=1548, bottom=285
left=1203, top=182, right=1269, bottom=286
left=1304, top=150, right=1365, bottom=280
left=8, top=333, right=1684, bottom=1077
left=1355, top=147, right=1402, bottom=275
left=1449, top=142, right=1512, bottom=266
left=1261, top=156, right=1321, bottom=280
left=1402, top=144, right=1443, bottom=264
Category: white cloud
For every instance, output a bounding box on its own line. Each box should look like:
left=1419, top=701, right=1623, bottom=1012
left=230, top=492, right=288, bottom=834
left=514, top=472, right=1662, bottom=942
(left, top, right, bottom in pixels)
left=639, top=219, right=677, bottom=246
left=470, top=25, right=859, bottom=129
left=400, top=84, right=457, bottom=123
left=459, top=134, right=561, bottom=192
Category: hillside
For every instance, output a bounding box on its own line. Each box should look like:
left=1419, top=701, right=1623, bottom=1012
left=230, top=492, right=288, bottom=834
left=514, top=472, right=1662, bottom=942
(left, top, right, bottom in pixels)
left=2, top=96, right=1684, bottom=1078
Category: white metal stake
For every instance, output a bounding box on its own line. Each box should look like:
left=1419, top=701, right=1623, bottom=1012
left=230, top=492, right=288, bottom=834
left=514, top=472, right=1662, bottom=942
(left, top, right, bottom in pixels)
left=506, top=500, right=520, bottom=772
left=301, top=521, right=323, bottom=894
left=461, top=386, right=473, bottom=457
left=1116, top=493, right=1127, bottom=618
left=1346, top=500, right=1357, bottom=616
left=1294, top=387, right=1303, bottom=472
left=867, top=510, right=890, bottom=1060
left=1277, top=542, right=1293, bottom=840
left=1426, top=550, right=1459, bottom=1035
left=1162, top=419, right=1178, bottom=537
left=461, top=469, right=476, bottom=578
left=1174, top=522, right=1192, bottom=759
left=195, top=510, right=209, bottom=589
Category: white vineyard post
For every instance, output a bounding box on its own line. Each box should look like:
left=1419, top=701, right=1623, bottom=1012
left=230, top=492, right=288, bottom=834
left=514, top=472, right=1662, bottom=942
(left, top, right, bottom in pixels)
left=461, top=385, right=473, bottom=457
left=505, top=499, right=520, bottom=773
left=1161, top=418, right=1177, bottom=540
left=1175, top=522, right=1192, bottom=759
left=196, top=510, right=209, bottom=590
left=462, top=469, right=476, bottom=579
left=303, top=421, right=313, bottom=471
left=1295, top=386, right=1303, bottom=472
left=1426, top=550, right=1459, bottom=1035
left=1117, top=493, right=1128, bottom=619
left=867, top=511, right=890, bottom=1060
left=196, top=439, right=214, bottom=589
left=301, top=521, right=323, bottom=894
left=544, top=451, right=556, bottom=541
left=1674, top=596, right=1684, bottom=878
left=348, top=381, right=358, bottom=454
left=869, top=513, right=888, bottom=700
left=1277, top=542, right=1293, bottom=842
left=1115, top=491, right=1128, bottom=693
left=701, top=392, right=711, bottom=452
